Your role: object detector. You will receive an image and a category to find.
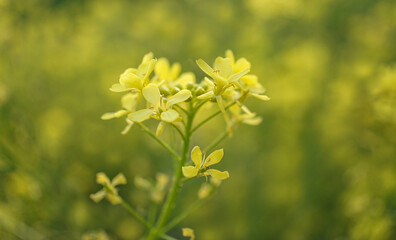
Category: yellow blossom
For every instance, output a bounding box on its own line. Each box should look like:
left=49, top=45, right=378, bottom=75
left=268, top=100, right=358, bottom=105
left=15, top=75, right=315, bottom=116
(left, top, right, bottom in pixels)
left=225, top=50, right=270, bottom=101
left=90, top=172, right=127, bottom=205
left=128, top=83, right=192, bottom=136
left=229, top=105, right=262, bottom=126
left=182, top=146, right=229, bottom=180
left=182, top=228, right=195, bottom=240
left=101, top=93, right=140, bottom=134
left=154, top=57, right=196, bottom=94
left=134, top=173, right=169, bottom=203
left=110, top=52, right=157, bottom=93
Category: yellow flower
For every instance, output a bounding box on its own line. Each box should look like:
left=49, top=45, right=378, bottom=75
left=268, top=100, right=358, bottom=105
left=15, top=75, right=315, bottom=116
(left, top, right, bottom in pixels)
left=154, top=57, right=196, bottom=94
left=90, top=172, right=127, bottom=205
left=182, top=228, right=195, bottom=240
left=134, top=173, right=169, bottom=203
left=225, top=50, right=270, bottom=101
left=229, top=105, right=262, bottom=126
left=127, top=83, right=192, bottom=136
left=101, top=93, right=140, bottom=134
left=182, top=146, right=229, bottom=180
left=196, top=55, right=250, bottom=132
left=109, top=52, right=157, bottom=93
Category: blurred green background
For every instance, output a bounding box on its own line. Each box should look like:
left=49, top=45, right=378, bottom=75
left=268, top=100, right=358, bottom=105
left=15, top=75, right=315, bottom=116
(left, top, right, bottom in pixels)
left=1, top=0, right=396, bottom=239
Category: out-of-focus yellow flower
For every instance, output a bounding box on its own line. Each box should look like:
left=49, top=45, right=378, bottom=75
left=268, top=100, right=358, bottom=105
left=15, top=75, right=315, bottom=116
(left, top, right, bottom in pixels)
left=134, top=173, right=169, bottom=203
left=110, top=52, right=157, bottom=93
left=225, top=50, right=270, bottom=101
left=182, top=146, right=229, bottom=180
left=229, top=105, right=262, bottom=126
left=90, top=172, right=127, bottom=205
left=82, top=230, right=110, bottom=240
left=101, top=93, right=140, bottom=134
left=182, top=228, right=195, bottom=240
left=154, top=58, right=196, bottom=94
left=198, top=177, right=223, bottom=199
left=128, top=83, right=191, bottom=136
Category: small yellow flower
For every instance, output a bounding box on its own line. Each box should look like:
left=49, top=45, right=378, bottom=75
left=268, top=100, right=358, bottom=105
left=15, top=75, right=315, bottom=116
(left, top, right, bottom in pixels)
left=154, top=58, right=196, bottom=95
left=182, top=146, right=229, bottom=180
left=101, top=93, right=140, bottom=134
left=90, top=172, right=127, bottom=205
left=229, top=105, right=262, bottom=126
left=225, top=50, right=270, bottom=101
left=134, top=173, right=169, bottom=203
left=110, top=52, right=157, bottom=93
left=128, top=83, right=192, bottom=136
left=182, top=228, right=195, bottom=240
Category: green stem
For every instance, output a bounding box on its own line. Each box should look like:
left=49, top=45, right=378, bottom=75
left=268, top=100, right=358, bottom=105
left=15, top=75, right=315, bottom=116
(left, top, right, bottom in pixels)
left=137, top=123, right=180, bottom=161
left=120, top=199, right=152, bottom=230
left=148, top=201, right=158, bottom=225
left=204, top=130, right=228, bottom=153
left=191, top=102, right=236, bottom=133
left=161, top=199, right=205, bottom=234
left=147, top=102, right=195, bottom=240
left=170, top=123, right=185, bottom=140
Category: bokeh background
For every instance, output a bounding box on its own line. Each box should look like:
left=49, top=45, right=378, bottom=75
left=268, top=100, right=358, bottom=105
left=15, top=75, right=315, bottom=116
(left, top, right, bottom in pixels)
left=1, top=0, right=396, bottom=239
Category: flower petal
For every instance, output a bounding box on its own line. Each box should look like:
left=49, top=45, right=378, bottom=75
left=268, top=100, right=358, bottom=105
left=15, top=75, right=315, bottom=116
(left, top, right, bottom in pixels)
left=142, top=83, right=161, bottom=107
left=196, top=59, right=216, bottom=79
left=160, top=109, right=179, bottom=122
left=214, top=57, right=233, bottom=78
left=250, top=93, right=270, bottom=101
left=191, top=146, right=203, bottom=167
left=234, top=58, right=251, bottom=72
left=206, top=169, right=229, bottom=180
left=182, top=228, right=195, bottom=240
left=156, top=121, right=166, bottom=136
left=101, top=112, right=115, bottom=120
left=128, top=109, right=154, bottom=122
left=166, top=89, right=192, bottom=108
left=182, top=166, right=199, bottom=178
left=120, top=73, right=143, bottom=89
left=113, top=109, right=128, bottom=118
left=90, top=190, right=106, bottom=203
left=197, top=91, right=214, bottom=100
left=111, top=173, right=127, bottom=186
left=228, top=68, right=250, bottom=83
left=110, top=83, right=129, bottom=92
left=122, top=93, right=139, bottom=111
left=204, top=149, right=224, bottom=167
left=121, top=119, right=134, bottom=135
left=225, top=49, right=235, bottom=63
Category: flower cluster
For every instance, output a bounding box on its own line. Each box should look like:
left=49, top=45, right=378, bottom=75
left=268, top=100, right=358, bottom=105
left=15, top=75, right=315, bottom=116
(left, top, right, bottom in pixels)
left=95, top=51, right=269, bottom=239
left=102, top=50, right=269, bottom=135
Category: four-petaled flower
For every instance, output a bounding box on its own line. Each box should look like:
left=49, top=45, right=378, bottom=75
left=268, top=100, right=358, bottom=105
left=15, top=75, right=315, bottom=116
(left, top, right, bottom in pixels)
left=90, top=172, right=127, bottom=205
left=182, top=146, right=230, bottom=180
left=109, top=52, right=157, bottom=93
left=128, top=83, right=192, bottom=136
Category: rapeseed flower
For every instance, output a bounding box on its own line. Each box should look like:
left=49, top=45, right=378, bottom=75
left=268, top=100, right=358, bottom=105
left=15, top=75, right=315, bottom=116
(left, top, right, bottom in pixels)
left=182, top=146, right=229, bottom=180
left=90, top=172, right=127, bottom=205
left=128, top=83, right=191, bottom=136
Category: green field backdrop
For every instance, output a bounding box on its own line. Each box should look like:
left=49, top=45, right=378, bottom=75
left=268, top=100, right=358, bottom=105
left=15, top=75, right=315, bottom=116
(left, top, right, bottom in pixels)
left=1, top=0, right=396, bottom=239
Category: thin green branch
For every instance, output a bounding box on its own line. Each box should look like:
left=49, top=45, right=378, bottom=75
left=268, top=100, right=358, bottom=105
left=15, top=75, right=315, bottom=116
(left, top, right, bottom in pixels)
left=173, top=104, right=188, bottom=115
left=161, top=198, right=205, bottom=234
left=194, top=99, right=209, bottom=112
left=170, top=123, right=185, bottom=140
left=204, top=130, right=228, bottom=153
left=120, top=199, right=152, bottom=230
left=159, top=234, right=178, bottom=240
left=148, top=201, right=158, bottom=225
left=192, top=102, right=236, bottom=133
left=136, top=123, right=180, bottom=161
